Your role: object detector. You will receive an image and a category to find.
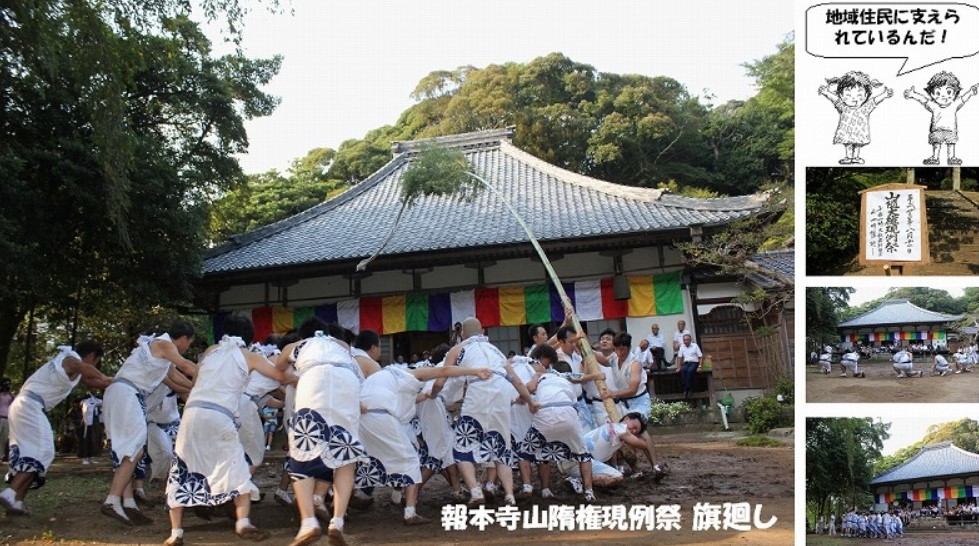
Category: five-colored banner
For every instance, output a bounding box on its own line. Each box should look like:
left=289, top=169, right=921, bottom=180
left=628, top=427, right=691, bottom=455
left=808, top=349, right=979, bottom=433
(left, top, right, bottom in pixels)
left=209, top=272, right=684, bottom=343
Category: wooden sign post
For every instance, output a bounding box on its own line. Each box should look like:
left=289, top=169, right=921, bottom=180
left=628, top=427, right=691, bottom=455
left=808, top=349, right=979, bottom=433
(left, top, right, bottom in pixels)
left=859, top=183, right=930, bottom=274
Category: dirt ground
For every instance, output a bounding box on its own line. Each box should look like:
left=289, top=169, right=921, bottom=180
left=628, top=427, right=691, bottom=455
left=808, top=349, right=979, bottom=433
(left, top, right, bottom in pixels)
left=0, top=429, right=793, bottom=545
left=805, top=359, right=979, bottom=403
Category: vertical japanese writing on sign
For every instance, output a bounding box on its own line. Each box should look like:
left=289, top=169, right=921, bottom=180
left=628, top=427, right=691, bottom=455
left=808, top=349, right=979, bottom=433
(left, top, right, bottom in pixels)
left=860, top=184, right=926, bottom=263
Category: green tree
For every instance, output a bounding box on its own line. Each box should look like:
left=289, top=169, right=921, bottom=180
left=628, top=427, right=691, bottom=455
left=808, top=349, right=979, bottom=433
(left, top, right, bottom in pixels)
left=806, top=167, right=905, bottom=274
left=806, top=287, right=854, bottom=345
left=706, top=36, right=794, bottom=193
left=300, top=43, right=794, bottom=201
left=0, top=1, right=279, bottom=375
left=873, top=419, right=979, bottom=475
left=209, top=149, right=346, bottom=244
left=807, top=417, right=890, bottom=521
left=840, top=287, right=965, bottom=322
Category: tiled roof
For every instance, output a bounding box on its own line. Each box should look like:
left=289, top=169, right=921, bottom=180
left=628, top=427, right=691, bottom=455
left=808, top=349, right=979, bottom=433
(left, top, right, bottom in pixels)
left=870, top=442, right=979, bottom=484
left=203, top=128, right=767, bottom=275
left=839, top=299, right=965, bottom=328
left=747, top=249, right=794, bottom=288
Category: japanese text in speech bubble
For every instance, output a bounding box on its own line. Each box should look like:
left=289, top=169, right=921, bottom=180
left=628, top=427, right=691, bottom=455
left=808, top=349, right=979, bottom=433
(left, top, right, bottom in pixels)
left=806, top=3, right=979, bottom=75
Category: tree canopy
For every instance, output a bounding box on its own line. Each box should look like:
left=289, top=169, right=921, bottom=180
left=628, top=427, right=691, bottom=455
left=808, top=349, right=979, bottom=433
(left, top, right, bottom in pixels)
left=806, top=417, right=890, bottom=520
left=806, top=288, right=854, bottom=347
left=0, top=0, right=280, bottom=376
left=839, top=287, right=969, bottom=322
left=209, top=39, right=795, bottom=246
left=872, top=419, right=979, bottom=476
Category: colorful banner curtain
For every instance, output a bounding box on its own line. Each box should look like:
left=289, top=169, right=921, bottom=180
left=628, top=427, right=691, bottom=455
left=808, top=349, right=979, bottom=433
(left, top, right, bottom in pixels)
left=877, top=486, right=977, bottom=504
left=214, top=272, right=685, bottom=342
left=842, top=330, right=945, bottom=343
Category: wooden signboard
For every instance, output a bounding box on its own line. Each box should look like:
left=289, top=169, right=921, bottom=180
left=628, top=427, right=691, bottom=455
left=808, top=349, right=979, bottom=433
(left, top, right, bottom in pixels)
left=858, top=183, right=929, bottom=266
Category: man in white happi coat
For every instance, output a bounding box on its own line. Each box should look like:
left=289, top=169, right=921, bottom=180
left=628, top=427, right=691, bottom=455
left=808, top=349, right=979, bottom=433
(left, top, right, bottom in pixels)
left=1, top=341, right=112, bottom=515
left=102, top=320, right=197, bottom=526
left=165, top=315, right=288, bottom=545
left=819, top=345, right=834, bottom=374
left=431, top=317, right=538, bottom=507
left=354, top=329, right=493, bottom=524
left=892, top=346, right=921, bottom=378
left=840, top=349, right=864, bottom=378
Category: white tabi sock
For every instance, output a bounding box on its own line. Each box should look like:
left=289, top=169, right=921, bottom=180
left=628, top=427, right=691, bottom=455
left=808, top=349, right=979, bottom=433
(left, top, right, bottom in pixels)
left=104, top=495, right=126, bottom=517
left=329, top=516, right=344, bottom=531
left=235, top=518, right=252, bottom=533
left=123, top=497, right=138, bottom=509
left=170, top=529, right=184, bottom=540
left=299, top=517, right=319, bottom=533
left=404, top=506, right=416, bottom=519
left=312, top=494, right=325, bottom=507
left=470, top=487, right=483, bottom=499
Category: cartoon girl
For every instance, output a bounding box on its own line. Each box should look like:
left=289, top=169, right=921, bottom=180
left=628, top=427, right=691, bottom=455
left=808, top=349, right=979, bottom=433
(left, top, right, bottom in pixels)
left=819, top=71, right=893, bottom=165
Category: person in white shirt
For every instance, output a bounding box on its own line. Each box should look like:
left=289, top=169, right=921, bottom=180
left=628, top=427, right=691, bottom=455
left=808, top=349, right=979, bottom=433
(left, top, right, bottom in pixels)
left=675, top=334, right=702, bottom=399
left=644, top=323, right=666, bottom=371
left=840, top=349, right=864, bottom=378
left=526, top=324, right=549, bottom=358
left=954, top=349, right=973, bottom=373
left=671, top=320, right=691, bottom=368
left=932, top=354, right=951, bottom=376
left=1, top=341, right=112, bottom=516
left=818, top=346, right=834, bottom=374
left=892, top=346, right=921, bottom=378
left=79, top=392, right=103, bottom=464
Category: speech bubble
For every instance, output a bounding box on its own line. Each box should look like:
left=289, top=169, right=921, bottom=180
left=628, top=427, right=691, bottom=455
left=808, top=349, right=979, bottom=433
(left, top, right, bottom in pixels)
left=806, top=2, right=979, bottom=75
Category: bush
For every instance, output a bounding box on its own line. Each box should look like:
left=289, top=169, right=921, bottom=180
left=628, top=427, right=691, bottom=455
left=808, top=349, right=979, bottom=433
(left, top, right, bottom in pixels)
left=774, top=376, right=794, bottom=405
left=648, top=399, right=692, bottom=424
left=940, top=177, right=978, bottom=191
left=742, top=396, right=789, bottom=434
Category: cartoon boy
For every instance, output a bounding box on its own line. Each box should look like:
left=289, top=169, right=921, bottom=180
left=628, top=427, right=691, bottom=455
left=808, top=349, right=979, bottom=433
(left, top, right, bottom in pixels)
left=905, top=71, right=979, bottom=165
left=819, top=70, right=893, bottom=164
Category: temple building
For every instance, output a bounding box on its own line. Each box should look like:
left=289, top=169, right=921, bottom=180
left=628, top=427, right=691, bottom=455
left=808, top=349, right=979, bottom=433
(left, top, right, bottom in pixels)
left=838, top=299, right=964, bottom=349
left=872, top=442, right=979, bottom=512
left=196, top=128, right=791, bottom=402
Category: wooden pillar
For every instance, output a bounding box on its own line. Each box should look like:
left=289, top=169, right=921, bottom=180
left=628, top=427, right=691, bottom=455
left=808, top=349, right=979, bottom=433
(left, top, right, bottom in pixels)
left=906, top=167, right=914, bottom=184
left=953, top=166, right=961, bottom=190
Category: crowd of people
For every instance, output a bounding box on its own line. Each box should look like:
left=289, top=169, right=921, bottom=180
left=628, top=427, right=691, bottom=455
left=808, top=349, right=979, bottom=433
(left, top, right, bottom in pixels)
left=814, top=504, right=979, bottom=537
left=0, top=310, right=668, bottom=546
left=812, top=343, right=978, bottom=378
left=812, top=510, right=908, bottom=539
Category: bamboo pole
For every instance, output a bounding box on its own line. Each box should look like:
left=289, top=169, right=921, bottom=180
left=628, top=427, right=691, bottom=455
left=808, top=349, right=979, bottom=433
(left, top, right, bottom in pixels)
left=464, top=172, right=621, bottom=422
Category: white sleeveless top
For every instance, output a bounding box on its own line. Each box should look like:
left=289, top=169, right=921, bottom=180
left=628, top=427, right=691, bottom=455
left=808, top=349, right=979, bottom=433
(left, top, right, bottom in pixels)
left=146, top=389, right=180, bottom=424
left=457, top=335, right=507, bottom=396
left=21, top=346, right=82, bottom=410
left=244, top=364, right=281, bottom=398
left=186, top=336, right=249, bottom=415
left=614, top=349, right=648, bottom=393
left=116, top=333, right=176, bottom=394
left=535, top=372, right=575, bottom=406
left=360, top=366, right=423, bottom=424
left=292, top=334, right=362, bottom=379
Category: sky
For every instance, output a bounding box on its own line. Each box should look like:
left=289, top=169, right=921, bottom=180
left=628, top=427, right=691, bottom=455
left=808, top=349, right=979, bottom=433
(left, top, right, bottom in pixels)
left=879, top=414, right=973, bottom=456
left=208, top=0, right=794, bottom=174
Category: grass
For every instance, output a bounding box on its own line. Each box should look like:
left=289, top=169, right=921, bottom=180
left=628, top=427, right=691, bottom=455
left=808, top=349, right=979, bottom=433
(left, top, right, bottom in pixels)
left=26, top=474, right=105, bottom=513
left=736, top=435, right=784, bottom=448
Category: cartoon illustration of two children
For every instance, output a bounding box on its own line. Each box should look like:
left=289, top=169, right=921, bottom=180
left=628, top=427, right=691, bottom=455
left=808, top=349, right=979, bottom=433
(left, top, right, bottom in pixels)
left=820, top=70, right=978, bottom=165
